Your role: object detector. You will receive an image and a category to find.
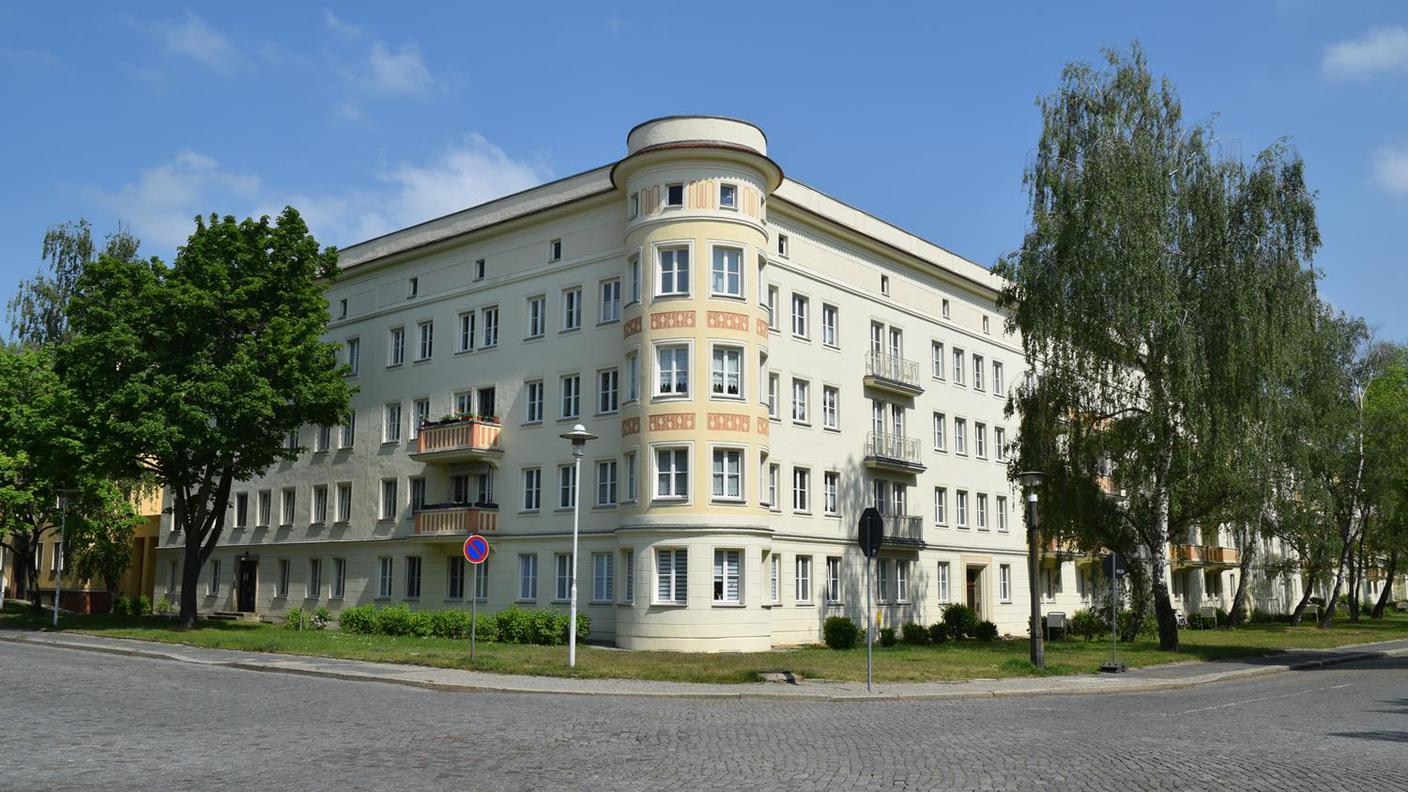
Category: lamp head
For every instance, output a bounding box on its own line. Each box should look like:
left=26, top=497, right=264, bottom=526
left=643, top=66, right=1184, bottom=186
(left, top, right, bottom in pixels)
left=1016, top=470, right=1046, bottom=490
left=559, top=424, right=598, bottom=456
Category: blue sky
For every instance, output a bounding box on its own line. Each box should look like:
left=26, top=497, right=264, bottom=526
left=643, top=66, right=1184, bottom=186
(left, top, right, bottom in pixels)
left=2, top=2, right=1405, bottom=339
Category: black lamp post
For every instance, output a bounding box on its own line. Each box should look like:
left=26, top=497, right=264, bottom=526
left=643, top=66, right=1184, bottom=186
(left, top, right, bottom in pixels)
left=1017, top=471, right=1046, bottom=669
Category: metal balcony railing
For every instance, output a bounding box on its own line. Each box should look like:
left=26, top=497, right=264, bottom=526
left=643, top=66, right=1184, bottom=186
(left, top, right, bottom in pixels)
left=864, top=432, right=924, bottom=470
left=864, top=351, right=922, bottom=393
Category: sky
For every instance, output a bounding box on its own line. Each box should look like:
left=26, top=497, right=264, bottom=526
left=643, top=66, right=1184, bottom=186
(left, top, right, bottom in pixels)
left=2, top=2, right=1405, bottom=339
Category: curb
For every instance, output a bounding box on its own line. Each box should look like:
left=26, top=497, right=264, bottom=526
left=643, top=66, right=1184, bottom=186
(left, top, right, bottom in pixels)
left=2, top=632, right=1404, bottom=702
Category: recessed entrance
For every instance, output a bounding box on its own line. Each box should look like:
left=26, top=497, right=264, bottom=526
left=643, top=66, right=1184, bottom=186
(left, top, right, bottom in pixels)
left=236, top=557, right=258, bottom=613
left=966, top=565, right=985, bottom=619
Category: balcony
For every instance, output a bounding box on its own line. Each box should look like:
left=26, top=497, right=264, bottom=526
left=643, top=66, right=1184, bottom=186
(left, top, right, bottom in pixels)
left=864, top=432, right=926, bottom=474
left=1170, top=544, right=1240, bottom=569
left=409, top=417, right=504, bottom=466
left=414, top=503, right=499, bottom=536
left=880, top=513, right=924, bottom=548
left=863, top=352, right=924, bottom=397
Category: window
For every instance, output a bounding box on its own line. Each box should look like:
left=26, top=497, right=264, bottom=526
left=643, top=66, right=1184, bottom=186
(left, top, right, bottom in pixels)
left=622, top=550, right=634, bottom=603
left=655, top=344, right=689, bottom=397
left=417, top=321, right=433, bottom=360
left=710, top=345, right=743, bottom=398
left=997, top=496, right=1009, bottom=532
left=234, top=493, right=249, bottom=528
left=549, top=238, right=562, bottom=262
left=338, top=298, right=347, bottom=319
left=825, top=557, right=841, bottom=602
left=954, top=417, right=967, bottom=455
left=257, top=491, right=271, bottom=527
left=942, top=298, right=951, bottom=319
left=525, top=380, right=544, bottom=423
left=975, top=422, right=988, bottom=458
left=776, top=234, right=789, bottom=257
left=475, top=258, right=486, bottom=280
left=711, top=246, right=743, bottom=297
left=560, top=374, right=581, bottom=418
left=208, top=560, right=220, bottom=596
left=588, top=368, right=617, bottom=416
left=409, top=477, right=425, bottom=511
left=600, top=279, right=621, bottom=323
left=527, top=296, right=546, bottom=338
left=624, top=451, right=638, bottom=502
left=993, top=361, right=1004, bottom=395
left=407, top=399, right=429, bottom=440
left=408, top=277, right=419, bottom=298
left=933, top=412, right=947, bottom=451
left=821, top=304, right=838, bottom=347
left=596, top=460, right=618, bottom=506
left=593, top=553, right=615, bottom=601
left=522, top=467, right=542, bottom=511
left=795, top=556, right=812, bottom=603
left=766, top=372, right=780, bottom=419
left=380, top=478, right=399, bottom=521
left=995, top=427, right=1007, bottom=461
left=562, top=287, right=582, bottom=331
left=336, top=483, right=351, bottom=523
left=822, top=386, right=839, bottom=429
left=665, top=183, right=684, bottom=207
left=554, top=553, right=571, bottom=601
left=399, top=557, right=419, bottom=599
left=931, top=341, right=944, bottom=379
left=377, top=557, right=393, bottom=598
left=388, top=327, right=405, bottom=366
left=656, top=548, right=687, bottom=603
left=877, top=559, right=890, bottom=602
left=277, top=559, right=290, bottom=599
left=766, top=463, right=780, bottom=510
left=658, top=246, right=690, bottom=296
left=332, top=558, right=346, bottom=598
left=314, top=424, right=331, bottom=452
left=956, top=490, right=969, bottom=527
left=447, top=556, right=465, bottom=600
left=897, top=560, right=910, bottom=602
left=628, top=192, right=639, bottom=219
left=973, top=354, right=985, bottom=391
left=823, top=471, right=839, bottom=515
left=628, top=255, right=641, bottom=304
left=953, top=348, right=965, bottom=385
left=983, top=315, right=991, bottom=334
left=934, top=487, right=947, bottom=525
left=458, top=311, right=476, bottom=352
left=977, top=493, right=989, bottom=530
left=937, top=562, right=951, bottom=603
left=280, top=488, right=295, bottom=525
left=719, top=183, right=737, bottom=209
left=711, top=448, right=743, bottom=501
left=558, top=464, right=577, bottom=509
left=770, top=554, right=781, bottom=603
left=655, top=447, right=689, bottom=500
left=346, top=338, right=360, bottom=376
left=340, top=412, right=356, bottom=448
left=312, top=485, right=327, bottom=524
left=481, top=306, right=499, bottom=347
left=881, top=274, right=891, bottom=295
left=791, top=294, right=809, bottom=338
left=285, top=428, right=299, bottom=451
left=766, top=285, right=780, bottom=330
left=713, top=549, right=741, bottom=603
left=999, top=564, right=1012, bottom=602
left=791, top=378, right=809, bottom=424
left=383, top=403, right=402, bottom=443
left=518, top=554, right=538, bottom=601
left=793, top=467, right=811, bottom=512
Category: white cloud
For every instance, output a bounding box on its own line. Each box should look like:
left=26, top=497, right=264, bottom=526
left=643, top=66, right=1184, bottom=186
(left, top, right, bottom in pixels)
left=1323, top=26, right=1408, bottom=78
left=86, top=151, right=261, bottom=251
left=153, top=11, right=239, bottom=71
left=367, top=42, right=433, bottom=96
left=1372, top=146, right=1408, bottom=194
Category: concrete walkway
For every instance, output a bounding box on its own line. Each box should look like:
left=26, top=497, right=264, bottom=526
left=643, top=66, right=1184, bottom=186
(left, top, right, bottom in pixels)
left=4, top=629, right=1406, bottom=701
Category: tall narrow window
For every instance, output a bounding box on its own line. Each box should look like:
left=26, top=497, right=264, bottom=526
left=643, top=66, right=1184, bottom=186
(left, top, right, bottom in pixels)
left=711, top=346, right=743, bottom=399
left=825, top=557, right=841, bottom=602
left=933, top=412, right=947, bottom=451
left=795, top=556, right=812, bottom=603
left=458, top=311, right=476, bottom=352
left=953, top=348, right=965, bottom=385
left=558, top=464, right=577, bottom=509
left=562, top=287, right=582, bottom=331
left=522, top=468, right=542, bottom=511
left=555, top=554, right=571, bottom=600
left=560, top=374, right=580, bottom=419
left=655, top=447, right=689, bottom=500
left=999, top=564, right=1012, bottom=602
left=598, top=369, right=619, bottom=414
left=995, top=427, right=1007, bottom=461
left=527, top=296, right=546, bottom=338
left=388, top=327, right=405, bottom=366
left=954, top=417, right=967, bottom=455
left=235, top=493, right=249, bottom=528
left=474, top=258, right=486, bottom=280
left=380, top=478, right=398, bottom=521
left=931, top=341, right=944, bottom=379
left=711, top=246, right=743, bottom=297
left=377, top=557, right=393, bottom=598
left=658, top=246, right=690, bottom=296
left=973, top=354, right=985, bottom=391
left=996, top=495, right=1009, bottom=532
left=896, top=560, right=910, bottom=602
left=766, top=285, right=780, bottom=330
left=711, top=448, right=743, bottom=501
left=791, top=378, right=809, bottom=424
left=447, top=556, right=465, bottom=600
left=993, top=361, right=1004, bottom=394
left=383, top=403, right=402, bottom=443
left=624, top=451, right=638, bottom=502
left=956, top=490, right=969, bottom=527
left=417, top=321, right=433, bottom=360
left=481, top=306, right=499, bottom=347
left=312, top=485, right=327, bottom=524
left=600, top=279, right=621, bottom=323
left=593, top=552, right=615, bottom=601
left=770, top=554, right=781, bottom=603
left=937, top=562, right=950, bottom=603
left=628, top=255, right=641, bottom=304
left=405, top=556, right=421, bottom=599
left=336, top=483, right=351, bottom=523
left=713, top=549, right=741, bottom=603
left=934, top=487, right=947, bottom=525
left=793, top=467, right=811, bottom=512
left=766, top=372, right=780, bottom=419
left=518, top=554, right=538, bottom=600
left=332, top=558, right=346, bottom=598
left=277, top=559, right=290, bottom=599
left=822, top=304, right=838, bottom=347
left=975, top=422, right=988, bottom=458
left=656, top=548, right=687, bottom=604
left=656, top=345, right=689, bottom=397
left=596, top=460, right=618, bottom=506
left=822, top=386, right=839, bottom=429
left=346, top=338, right=360, bottom=376
left=525, top=380, right=544, bottom=423
left=549, top=239, right=562, bottom=262
left=622, top=550, right=634, bottom=603
left=823, top=471, right=839, bottom=514
left=977, top=493, right=989, bottom=529
left=791, top=294, right=809, bottom=338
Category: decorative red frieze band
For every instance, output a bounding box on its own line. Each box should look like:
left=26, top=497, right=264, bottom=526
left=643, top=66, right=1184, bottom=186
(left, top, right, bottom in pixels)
left=755, top=317, right=769, bottom=338
left=756, top=416, right=770, bottom=435
left=621, top=417, right=640, bottom=436
left=623, top=316, right=641, bottom=338
left=648, top=413, right=695, bottom=432
left=707, top=413, right=751, bottom=432
left=650, top=310, right=696, bottom=330
left=707, top=311, right=751, bottom=332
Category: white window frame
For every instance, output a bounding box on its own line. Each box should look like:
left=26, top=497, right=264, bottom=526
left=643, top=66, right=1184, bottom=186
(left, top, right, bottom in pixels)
left=600, top=278, right=621, bottom=323
left=792, top=466, right=811, bottom=513
left=655, top=547, right=687, bottom=604
left=561, top=286, right=582, bottom=332
left=592, top=552, right=615, bottom=602
left=709, top=243, right=744, bottom=298
left=713, top=549, right=742, bottom=604
left=821, top=303, right=838, bottom=348
left=710, top=344, right=744, bottom=400
left=654, top=342, right=690, bottom=398
left=458, top=311, right=476, bottom=352
left=710, top=446, right=744, bottom=502
left=719, top=182, right=737, bottom=210
left=416, top=320, right=433, bottom=361
left=597, top=368, right=620, bottom=415
left=377, top=557, right=393, bottom=598
left=795, top=556, right=812, bottom=603
left=522, top=467, right=542, bottom=512
left=346, top=337, right=360, bottom=376
left=518, top=554, right=538, bottom=601
left=822, top=385, right=839, bottom=429
left=596, top=459, right=618, bottom=507
left=791, top=378, right=810, bottom=425
left=554, top=553, right=571, bottom=601
left=388, top=327, right=405, bottom=367
left=525, top=380, right=544, bottom=424
left=1000, top=564, right=1012, bottom=602
left=526, top=295, right=546, bottom=339
left=790, top=293, right=809, bottom=339
left=654, top=445, right=690, bottom=502
left=558, top=464, right=577, bottom=510
left=335, top=483, right=351, bottom=524
left=560, top=373, right=581, bottom=419
left=997, top=495, right=1009, bottom=532
left=934, top=487, right=947, bottom=526
left=823, top=471, right=839, bottom=515
left=481, top=306, right=499, bottom=348
left=825, top=557, right=841, bottom=603
left=956, top=490, right=969, bottom=528
left=380, top=478, right=398, bottom=521
left=656, top=243, right=691, bottom=297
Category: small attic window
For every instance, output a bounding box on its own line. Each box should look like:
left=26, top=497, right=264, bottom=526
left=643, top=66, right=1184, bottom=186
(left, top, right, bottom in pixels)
left=880, top=274, right=890, bottom=295
left=407, top=277, right=419, bottom=298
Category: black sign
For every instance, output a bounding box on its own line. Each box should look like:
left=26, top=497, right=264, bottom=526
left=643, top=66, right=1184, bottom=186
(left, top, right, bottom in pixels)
left=1102, top=552, right=1127, bottom=579
left=858, top=508, right=884, bottom=558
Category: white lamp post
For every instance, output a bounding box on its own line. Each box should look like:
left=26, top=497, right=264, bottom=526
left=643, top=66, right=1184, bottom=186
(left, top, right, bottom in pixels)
left=1017, top=471, right=1046, bottom=669
left=53, top=489, right=77, bottom=628
left=559, top=424, right=597, bottom=668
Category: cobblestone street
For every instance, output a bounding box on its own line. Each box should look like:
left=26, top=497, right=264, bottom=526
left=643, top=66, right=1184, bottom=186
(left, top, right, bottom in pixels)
left=2, top=641, right=1404, bottom=791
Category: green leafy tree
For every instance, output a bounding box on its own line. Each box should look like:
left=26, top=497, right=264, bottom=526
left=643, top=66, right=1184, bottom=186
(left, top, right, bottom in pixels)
left=62, top=208, right=352, bottom=627
left=997, top=45, right=1320, bottom=650
left=68, top=480, right=145, bottom=612
left=1362, top=345, right=1408, bottom=618
left=7, top=219, right=139, bottom=347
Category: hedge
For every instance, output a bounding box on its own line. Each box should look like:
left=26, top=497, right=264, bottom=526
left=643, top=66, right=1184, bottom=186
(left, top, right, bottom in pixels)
left=334, top=604, right=587, bottom=645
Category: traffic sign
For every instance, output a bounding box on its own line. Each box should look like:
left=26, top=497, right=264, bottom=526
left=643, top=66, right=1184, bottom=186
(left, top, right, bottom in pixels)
left=464, top=534, right=490, bottom=565
left=1102, top=552, right=1127, bottom=579
left=858, top=508, right=884, bottom=558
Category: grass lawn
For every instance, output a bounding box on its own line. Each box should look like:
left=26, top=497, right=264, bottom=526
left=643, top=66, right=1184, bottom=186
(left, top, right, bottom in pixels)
left=4, top=603, right=1406, bottom=684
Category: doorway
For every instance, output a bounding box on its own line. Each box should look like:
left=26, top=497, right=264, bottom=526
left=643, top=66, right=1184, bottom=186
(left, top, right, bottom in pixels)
left=237, top=558, right=258, bottom=612
left=966, top=565, right=985, bottom=618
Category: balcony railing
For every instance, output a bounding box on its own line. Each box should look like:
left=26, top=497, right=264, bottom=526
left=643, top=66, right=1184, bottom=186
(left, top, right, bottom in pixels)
left=880, top=513, right=924, bottom=547
left=863, top=432, right=926, bottom=473
left=864, top=351, right=924, bottom=396
left=410, top=417, right=504, bottom=465
left=414, top=503, right=499, bottom=535
left=1171, top=544, right=1240, bottom=567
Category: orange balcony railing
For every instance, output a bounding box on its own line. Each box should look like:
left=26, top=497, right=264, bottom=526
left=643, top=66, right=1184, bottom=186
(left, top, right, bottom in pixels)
left=410, top=418, right=503, bottom=465
left=414, top=504, right=498, bottom=535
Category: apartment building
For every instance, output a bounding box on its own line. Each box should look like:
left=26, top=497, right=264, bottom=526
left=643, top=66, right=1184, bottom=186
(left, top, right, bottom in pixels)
left=156, top=116, right=1032, bottom=651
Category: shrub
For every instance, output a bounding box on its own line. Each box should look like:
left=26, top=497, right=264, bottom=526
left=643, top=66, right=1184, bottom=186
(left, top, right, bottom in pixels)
left=155, top=596, right=173, bottom=616
left=408, top=610, right=437, bottom=638
left=374, top=604, right=416, bottom=636
left=942, top=603, right=979, bottom=640
left=879, top=627, right=897, bottom=647
left=901, top=623, right=929, bottom=645
left=427, top=609, right=472, bottom=639
left=470, top=611, right=498, bottom=642
left=493, top=607, right=533, bottom=644
left=824, top=616, right=860, bottom=650
left=134, top=595, right=151, bottom=616
left=111, top=595, right=130, bottom=615
left=528, top=608, right=561, bottom=645
left=928, top=622, right=949, bottom=644
left=974, top=620, right=999, bottom=642
left=1069, top=609, right=1104, bottom=641
left=283, top=606, right=305, bottom=630
left=310, top=606, right=331, bottom=630
left=572, top=612, right=591, bottom=643
left=338, top=604, right=378, bottom=634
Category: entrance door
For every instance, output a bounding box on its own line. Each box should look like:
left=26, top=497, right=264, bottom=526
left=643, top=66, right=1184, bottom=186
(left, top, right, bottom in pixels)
left=237, top=559, right=258, bottom=612
left=966, top=566, right=984, bottom=618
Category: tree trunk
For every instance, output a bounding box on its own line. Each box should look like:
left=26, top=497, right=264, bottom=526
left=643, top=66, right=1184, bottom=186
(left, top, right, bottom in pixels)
left=1227, top=529, right=1255, bottom=627
left=1348, top=529, right=1368, bottom=622
left=1290, top=566, right=1319, bottom=625
left=1150, top=452, right=1179, bottom=651
left=1371, top=551, right=1397, bottom=619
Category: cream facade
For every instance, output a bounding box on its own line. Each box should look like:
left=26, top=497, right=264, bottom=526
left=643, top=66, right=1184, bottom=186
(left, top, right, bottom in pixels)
left=155, top=116, right=1040, bottom=651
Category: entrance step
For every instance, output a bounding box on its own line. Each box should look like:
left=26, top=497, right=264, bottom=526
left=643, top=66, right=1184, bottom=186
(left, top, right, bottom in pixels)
left=208, top=611, right=259, bottom=623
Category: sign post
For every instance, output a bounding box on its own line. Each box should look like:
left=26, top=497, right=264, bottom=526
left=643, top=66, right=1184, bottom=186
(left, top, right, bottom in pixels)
left=464, top=534, right=490, bottom=665
left=1100, top=552, right=1128, bottom=673
left=858, top=507, right=884, bottom=692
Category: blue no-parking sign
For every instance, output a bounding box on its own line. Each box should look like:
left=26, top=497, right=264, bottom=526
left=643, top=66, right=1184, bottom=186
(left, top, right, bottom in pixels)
left=463, top=534, right=490, bottom=565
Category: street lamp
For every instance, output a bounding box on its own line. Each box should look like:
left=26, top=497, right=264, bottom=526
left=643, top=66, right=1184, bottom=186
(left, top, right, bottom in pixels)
left=53, top=488, right=78, bottom=628
left=559, top=423, right=597, bottom=668
left=1017, top=471, right=1046, bottom=669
